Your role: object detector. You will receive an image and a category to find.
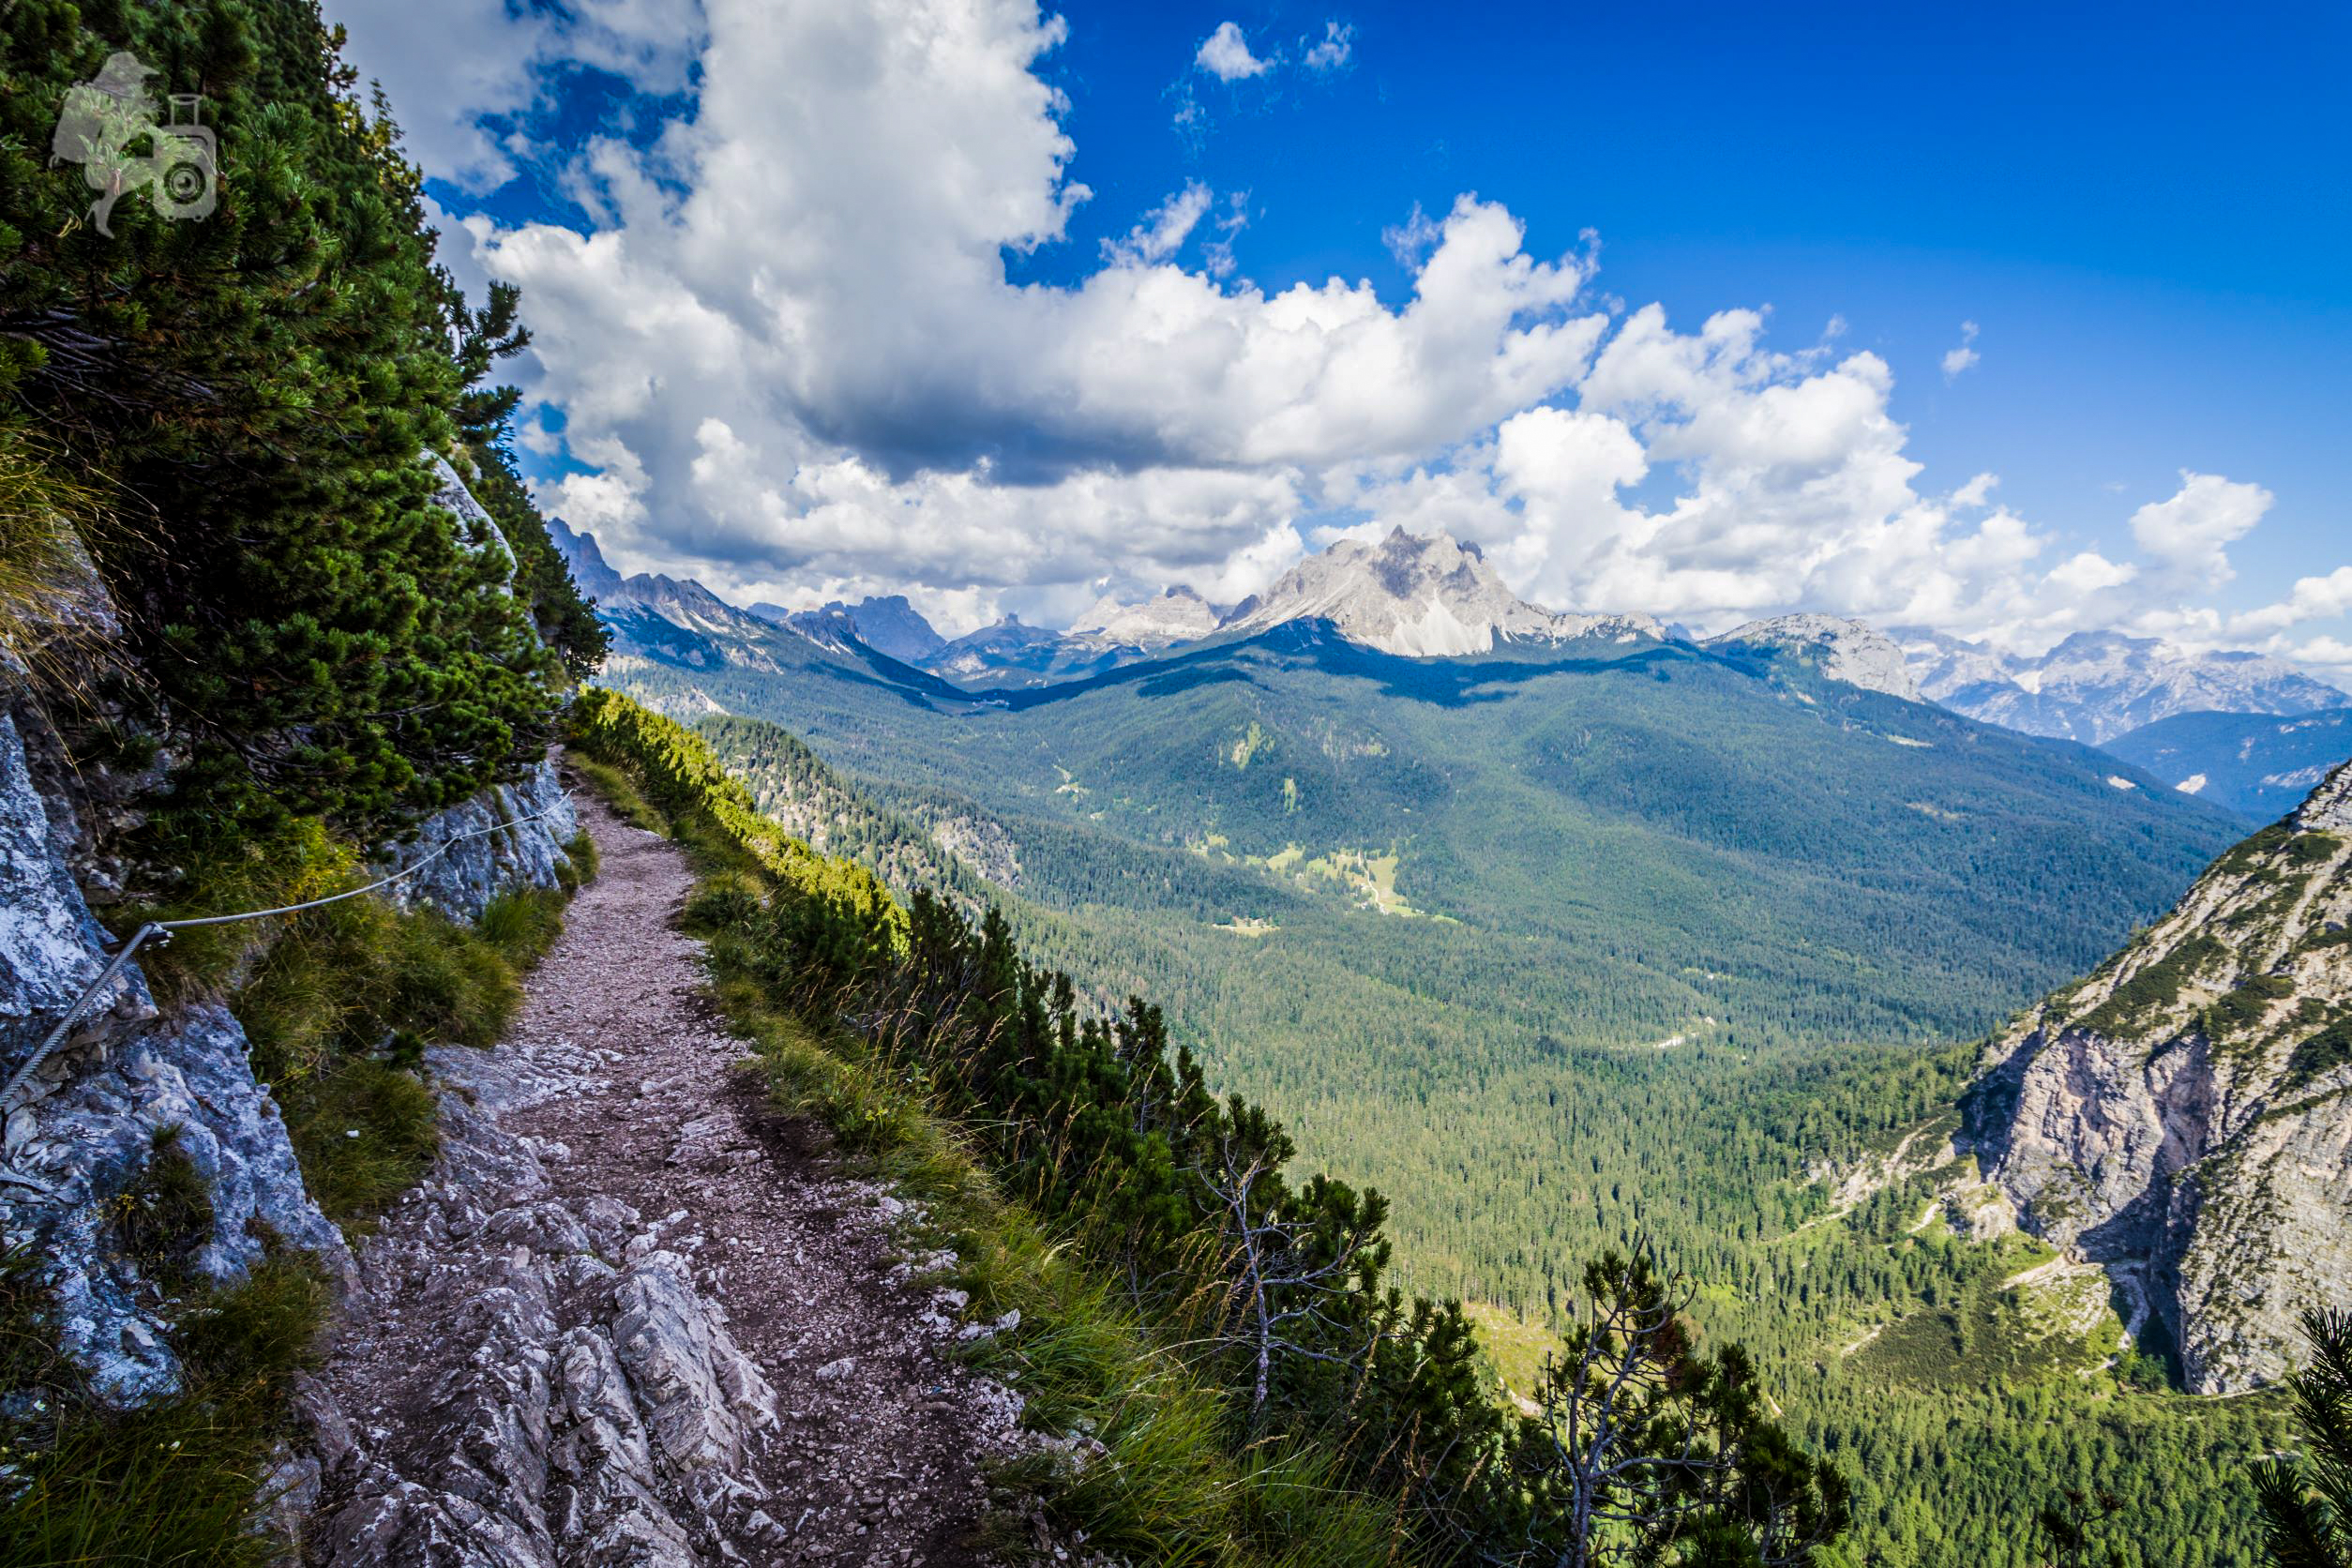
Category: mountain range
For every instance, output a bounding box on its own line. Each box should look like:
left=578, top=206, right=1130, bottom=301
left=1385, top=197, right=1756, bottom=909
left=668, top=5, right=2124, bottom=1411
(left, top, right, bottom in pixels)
left=1899, top=626, right=2346, bottom=746
left=550, top=520, right=2348, bottom=818
left=547, top=512, right=2323, bottom=1565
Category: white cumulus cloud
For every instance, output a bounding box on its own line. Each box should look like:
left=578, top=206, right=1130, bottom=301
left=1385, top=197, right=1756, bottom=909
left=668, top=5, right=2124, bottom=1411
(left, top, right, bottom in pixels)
left=2129, top=471, right=2272, bottom=585
left=1196, top=21, right=1271, bottom=81
left=354, top=0, right=2348, bottom=667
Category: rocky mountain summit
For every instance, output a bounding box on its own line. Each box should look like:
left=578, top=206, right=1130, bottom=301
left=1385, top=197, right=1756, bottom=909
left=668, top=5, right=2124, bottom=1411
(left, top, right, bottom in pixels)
left=1901, top=627, right=2346, bottom=746
left=1705, top=614, right=1923, bottom=701
left=1221, top=527, right=1663, bottom=657
left=1964, top=759, right=2352, bottom=1392
left=752, top=595, right=947, bottom=665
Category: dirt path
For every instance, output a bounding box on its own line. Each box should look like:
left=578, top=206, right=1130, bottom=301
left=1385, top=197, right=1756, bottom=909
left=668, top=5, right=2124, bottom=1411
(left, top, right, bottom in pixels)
left=303, top=790, right=1029, bottom=1566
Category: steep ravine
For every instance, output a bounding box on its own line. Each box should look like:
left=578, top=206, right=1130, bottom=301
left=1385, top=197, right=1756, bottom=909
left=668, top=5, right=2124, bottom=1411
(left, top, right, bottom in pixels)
left=298, top=789, right=1038, bottom=1565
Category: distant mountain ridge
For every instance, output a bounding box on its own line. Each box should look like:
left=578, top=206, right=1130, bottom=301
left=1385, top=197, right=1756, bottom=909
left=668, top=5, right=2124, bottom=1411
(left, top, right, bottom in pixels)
left=1899, top=626, right=2346, bottom=745
left=546, top=521, right=2339, bottom=746
left=1704, top=614, right=1922, bottom=701
left=749, top=595, right=947, bottom=663
left=1220, top=527, right=1666, bottom=656
left=1069, top=585, right=1221, bottom=646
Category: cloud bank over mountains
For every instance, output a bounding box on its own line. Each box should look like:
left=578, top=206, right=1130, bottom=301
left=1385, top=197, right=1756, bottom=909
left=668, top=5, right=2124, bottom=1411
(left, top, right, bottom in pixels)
left=334, top=0, right=2350, bottom=673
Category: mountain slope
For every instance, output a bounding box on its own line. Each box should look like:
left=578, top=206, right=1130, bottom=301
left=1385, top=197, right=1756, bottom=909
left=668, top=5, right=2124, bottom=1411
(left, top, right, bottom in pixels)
left=1706, top=614, right=1922, bottom=701
left=673, top=686, right=2295, bottom=1568
left=1902, top=627, right=2346, bottom=744
left=2103, top=706, right=2352, bottom=819
left=1965, top=761, right=2352, bottom=1392
left=626, top=611, right=2244, bottom=1049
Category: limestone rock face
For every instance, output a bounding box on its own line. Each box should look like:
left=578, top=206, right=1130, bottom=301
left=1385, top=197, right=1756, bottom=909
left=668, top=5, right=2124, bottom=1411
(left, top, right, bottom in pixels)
left=384, top=759, right=580, bottom=923
left=0, top=713, right=155, bottom=1077
left=428, top=452, right=517, bottom=593
left=308, top=1048, right=783, bottom=1567
left=3, top=707, right=352, bottom=1402
left=7, top=1003, right=356, bottom=1404
left=1965, top=759, right=2352, bottom=1392
left=1704, top=613, right=1924, bottom=701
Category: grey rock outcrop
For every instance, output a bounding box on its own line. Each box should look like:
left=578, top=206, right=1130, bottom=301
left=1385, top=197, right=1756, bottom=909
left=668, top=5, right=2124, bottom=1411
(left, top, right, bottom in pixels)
left=306, top=1036, right=785, bottom=1565
left=4, top=711, right=351, bottom=1404
left=1965, top=759, right=2352, bottom=1391
left=429, top=452, right=517, bottom=593
left=384, top=759, right=580, bottom=923
left=1, top=711, right=155, bottom=1078
left=7, top=1004, right=355, bottom=1403
left=1705, top=613, right=1924, bottom=701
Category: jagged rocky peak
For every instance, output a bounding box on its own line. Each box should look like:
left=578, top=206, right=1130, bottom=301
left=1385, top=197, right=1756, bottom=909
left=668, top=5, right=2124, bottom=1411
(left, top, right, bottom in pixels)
left=1221, top=526, right=1659, bottom=657
left=2297, top=760, right=2352, bottom=833
left=1068, top=585, right=1219, bottom=647
left=1964, top=758, right=2352, bottom=1393
left=545, top=515, right=623, bottom=602
left=545, top=520, right=762, bottom=637
left=1900, top=626, right=2347, bottom=745
left=1705, top=613, right=1922, bottom=701
left=806, top=595, right=945, bottom=663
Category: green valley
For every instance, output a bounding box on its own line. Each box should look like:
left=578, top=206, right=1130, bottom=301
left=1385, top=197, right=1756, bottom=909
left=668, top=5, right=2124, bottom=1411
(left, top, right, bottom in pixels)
left=579, top=605, right=2288, bottom=1565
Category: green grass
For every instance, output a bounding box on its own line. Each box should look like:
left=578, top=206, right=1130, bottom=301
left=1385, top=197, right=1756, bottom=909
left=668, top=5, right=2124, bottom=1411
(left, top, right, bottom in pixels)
left=477, top=886, right=567, bottom=968
left=106, top=1127, right=217, bottom=1289
left=565, top=750, right=667, bottom=836
left=279, top=1057, right=441, bottom=1228
left=1460, top=1301, right=1563, bottom=1407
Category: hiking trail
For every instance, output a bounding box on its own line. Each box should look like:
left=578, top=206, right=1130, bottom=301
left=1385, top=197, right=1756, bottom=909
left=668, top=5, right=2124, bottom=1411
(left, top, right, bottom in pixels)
left=302, top=786, right=1039, bottom=1566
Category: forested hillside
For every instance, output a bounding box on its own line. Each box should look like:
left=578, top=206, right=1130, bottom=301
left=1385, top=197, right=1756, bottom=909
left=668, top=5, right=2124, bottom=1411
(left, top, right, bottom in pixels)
left=608, top=616, right=2242, bottom=1046
left=683, top=705, right=2295, bottom=1566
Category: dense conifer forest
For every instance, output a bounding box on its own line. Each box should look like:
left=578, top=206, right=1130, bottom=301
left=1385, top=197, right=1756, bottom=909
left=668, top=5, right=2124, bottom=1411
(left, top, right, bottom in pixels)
left=689, top=705, right=2294, bottom=1566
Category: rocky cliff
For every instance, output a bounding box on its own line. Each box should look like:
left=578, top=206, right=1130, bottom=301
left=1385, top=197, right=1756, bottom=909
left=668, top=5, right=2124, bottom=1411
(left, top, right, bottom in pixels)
left=0, top=459, right=581, bottom=1407
left=1965, top=760, right=2352, bottom=1392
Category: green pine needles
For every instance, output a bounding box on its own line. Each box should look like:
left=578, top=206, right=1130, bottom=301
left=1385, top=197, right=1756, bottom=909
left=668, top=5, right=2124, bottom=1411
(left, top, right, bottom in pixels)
left=2255, top=1309, right=2352, bottom=1568
left=1, top=0, right=600, bottom=860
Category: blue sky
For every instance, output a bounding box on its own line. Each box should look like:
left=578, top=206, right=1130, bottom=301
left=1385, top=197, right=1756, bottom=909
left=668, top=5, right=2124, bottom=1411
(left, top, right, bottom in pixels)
left=1019, top=1, right=2350, bottom=570
left=332, top=0, right=2352, bottom=670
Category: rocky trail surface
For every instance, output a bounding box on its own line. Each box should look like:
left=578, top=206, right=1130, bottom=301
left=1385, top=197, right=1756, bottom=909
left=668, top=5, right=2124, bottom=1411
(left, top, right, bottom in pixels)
left=299, top=789, right=1033, bottom=1566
